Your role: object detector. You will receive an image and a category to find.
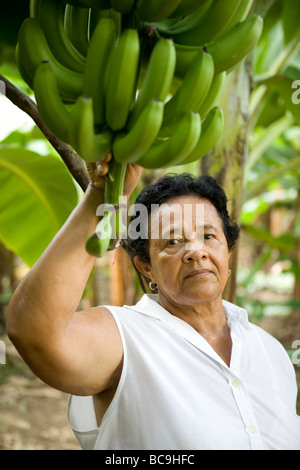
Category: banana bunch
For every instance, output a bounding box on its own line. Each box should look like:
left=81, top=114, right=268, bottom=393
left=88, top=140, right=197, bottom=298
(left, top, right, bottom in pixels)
left=16, top=0, right=263, bottom=257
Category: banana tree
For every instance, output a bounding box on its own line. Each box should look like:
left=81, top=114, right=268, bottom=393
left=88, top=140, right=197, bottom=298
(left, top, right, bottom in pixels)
left=200, top=0, right=300, bottom=303
left=244, top=0, right=300, bottom=319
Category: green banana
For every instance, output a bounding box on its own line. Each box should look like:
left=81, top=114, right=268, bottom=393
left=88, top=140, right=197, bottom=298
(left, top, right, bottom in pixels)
left=83, top=16, right=117, bottom=126
left=15, top=43, right=34, bottom=89
left=169, top=0, right=213, bottom=19
left=137, top=111, right=201, bottom=169
left=64, top=4, right=90, bottom=57
left=17, top=18, right=83, bottom=101
left=105, top=28, right=140, bottom=131
left=135, top=0, right=182, bottom=22
left=30, top=0, right=85, bottom=72
left=160, top=49, right=214, bottom=137
left=173, top=14, right=263, bottom=77
left=113, top=100, right=164, bottom=164
left=127, top=38, right=176, bottom=130
left=58, top=0, right=111, bottom=9
left=179, top=106, right=224, bottom=165
left=215, top=0, right=254, bottom=38
left=33, top=61, right=71, bottom=143
left=110, top=0, right=135, bottom=14
left=158, top=1, right=213, bottom=34
left=86, top=158, right=127, bottom=257
left=69, top=95, right=113, bottom=162
left=86, top=212, right=113, bottom=258
left=197, top=71, right=226, bottom=118
left=173, top=42, right=201, bottom=79
left=206, top=14, right=264, bottom=74
left=165, top=0, right=243, bottom=46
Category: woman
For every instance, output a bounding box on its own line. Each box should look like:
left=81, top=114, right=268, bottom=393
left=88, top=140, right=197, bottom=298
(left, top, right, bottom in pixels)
left=6, top=165, right=300, bottom=450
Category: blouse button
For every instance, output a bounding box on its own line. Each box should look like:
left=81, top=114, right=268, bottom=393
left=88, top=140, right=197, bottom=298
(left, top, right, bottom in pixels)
left=232, top=379, right=240, bottom=387
left=248, top=425, right=257, bottom=434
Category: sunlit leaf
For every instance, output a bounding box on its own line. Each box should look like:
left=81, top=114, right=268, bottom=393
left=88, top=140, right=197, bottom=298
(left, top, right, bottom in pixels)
left=242, top=224, right=296, bottom=252
left=0, top=146, right=79, bottom=266
left=282, top=0, right=300, bottom=45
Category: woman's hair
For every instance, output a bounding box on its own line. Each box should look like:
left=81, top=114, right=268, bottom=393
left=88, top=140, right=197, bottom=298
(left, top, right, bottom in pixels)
left=127, top=173, right=240, bottom=263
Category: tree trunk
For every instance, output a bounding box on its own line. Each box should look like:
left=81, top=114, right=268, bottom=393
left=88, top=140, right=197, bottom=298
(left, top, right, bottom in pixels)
left=109, top=247, right=125, bottom=307
left=201, top=62, right=251, bottom=303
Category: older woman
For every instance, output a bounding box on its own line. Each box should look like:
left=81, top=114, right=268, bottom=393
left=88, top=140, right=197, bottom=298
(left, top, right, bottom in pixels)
left=6, top=167, right=300, bottom=450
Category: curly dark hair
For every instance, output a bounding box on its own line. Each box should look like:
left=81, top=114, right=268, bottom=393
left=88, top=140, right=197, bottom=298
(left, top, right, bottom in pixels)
left=127, top=173, right=240, bottom=263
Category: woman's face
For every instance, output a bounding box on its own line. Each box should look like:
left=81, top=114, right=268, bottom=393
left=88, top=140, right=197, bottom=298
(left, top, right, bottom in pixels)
left=135, top=195, right=232, bottom=310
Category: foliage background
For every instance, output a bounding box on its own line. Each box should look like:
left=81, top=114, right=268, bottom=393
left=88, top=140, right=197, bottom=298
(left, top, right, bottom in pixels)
left=0, top=0, right=299, bottom=449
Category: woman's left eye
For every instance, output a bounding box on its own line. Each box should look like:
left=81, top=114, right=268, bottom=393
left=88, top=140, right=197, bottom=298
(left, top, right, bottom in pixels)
left=168, top=239, right=179, bottom=246
left=204, top=234, right=214, bottom=240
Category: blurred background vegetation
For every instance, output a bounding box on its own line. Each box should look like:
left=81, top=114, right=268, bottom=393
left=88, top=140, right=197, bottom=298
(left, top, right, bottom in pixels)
left=0, top=0, right=300, bottom=448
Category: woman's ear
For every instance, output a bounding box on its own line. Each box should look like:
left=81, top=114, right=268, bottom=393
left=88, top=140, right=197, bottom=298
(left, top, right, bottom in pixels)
left=134, top=255, right=152, bottom=280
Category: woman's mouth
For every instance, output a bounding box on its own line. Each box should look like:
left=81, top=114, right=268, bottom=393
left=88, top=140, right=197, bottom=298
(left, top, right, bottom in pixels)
left=185, top=269, right=212, bottom=278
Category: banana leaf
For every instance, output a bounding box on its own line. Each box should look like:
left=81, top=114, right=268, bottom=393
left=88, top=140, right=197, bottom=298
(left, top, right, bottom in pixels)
left=255, top=90, right=285, bottom=127
left=0, top=146, right=79, bottom=266
left=242, top=224, right=296, bottom=253
left=282, top=0, right=300, bottom=45
left=261, top=75, right=300, bottom=125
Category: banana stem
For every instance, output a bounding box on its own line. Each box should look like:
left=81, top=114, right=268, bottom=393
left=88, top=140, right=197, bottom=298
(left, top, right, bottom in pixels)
left=85, top=158, right=127, bottom=257
left=104, top=157, right=127, bottom=205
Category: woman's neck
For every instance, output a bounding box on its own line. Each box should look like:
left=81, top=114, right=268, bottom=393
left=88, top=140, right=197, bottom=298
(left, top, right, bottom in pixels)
left=158, top=294, right=232, bottom=367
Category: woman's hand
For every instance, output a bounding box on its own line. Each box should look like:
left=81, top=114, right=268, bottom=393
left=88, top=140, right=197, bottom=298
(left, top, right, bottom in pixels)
left=86, top=156, right=143, bottom=198
left=85, top=152, right=112, bottom=192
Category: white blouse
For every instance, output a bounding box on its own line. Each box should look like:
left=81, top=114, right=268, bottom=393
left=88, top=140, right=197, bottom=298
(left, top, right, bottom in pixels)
left=68, top=294, right=300, bottom=450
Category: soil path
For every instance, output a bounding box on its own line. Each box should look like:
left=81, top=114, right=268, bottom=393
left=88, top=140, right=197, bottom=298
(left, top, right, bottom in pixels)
left=0, top=339, right=80, bottom=450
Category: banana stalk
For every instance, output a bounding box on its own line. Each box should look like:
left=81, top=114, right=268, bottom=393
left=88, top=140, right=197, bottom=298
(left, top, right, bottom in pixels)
left=86, top=159, right=127, bottom=257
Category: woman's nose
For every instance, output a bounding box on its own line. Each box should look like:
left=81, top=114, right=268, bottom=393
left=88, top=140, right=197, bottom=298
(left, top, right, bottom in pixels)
left=182, top=239, right=208, bottom=262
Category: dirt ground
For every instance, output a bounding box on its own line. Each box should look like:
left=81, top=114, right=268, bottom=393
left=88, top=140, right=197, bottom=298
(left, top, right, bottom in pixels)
left=0, top=314, right=299, bottom=451
left=0, top=339, right=81, bottom=450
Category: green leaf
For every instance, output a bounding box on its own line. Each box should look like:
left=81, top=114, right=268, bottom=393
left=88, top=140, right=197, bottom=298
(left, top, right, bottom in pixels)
left=262, top=75, right=300, bottom=125
left=282, top=0, right=300, bottom=45
left=242, top=224, right=296, bottom=252
left=0, top=146, right=79, bottom=266
left=255, top=90, right=285, bottom=127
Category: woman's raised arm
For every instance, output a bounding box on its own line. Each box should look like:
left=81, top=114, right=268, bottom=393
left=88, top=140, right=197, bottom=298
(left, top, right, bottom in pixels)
left=6, top=164, right=142, bottom=395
